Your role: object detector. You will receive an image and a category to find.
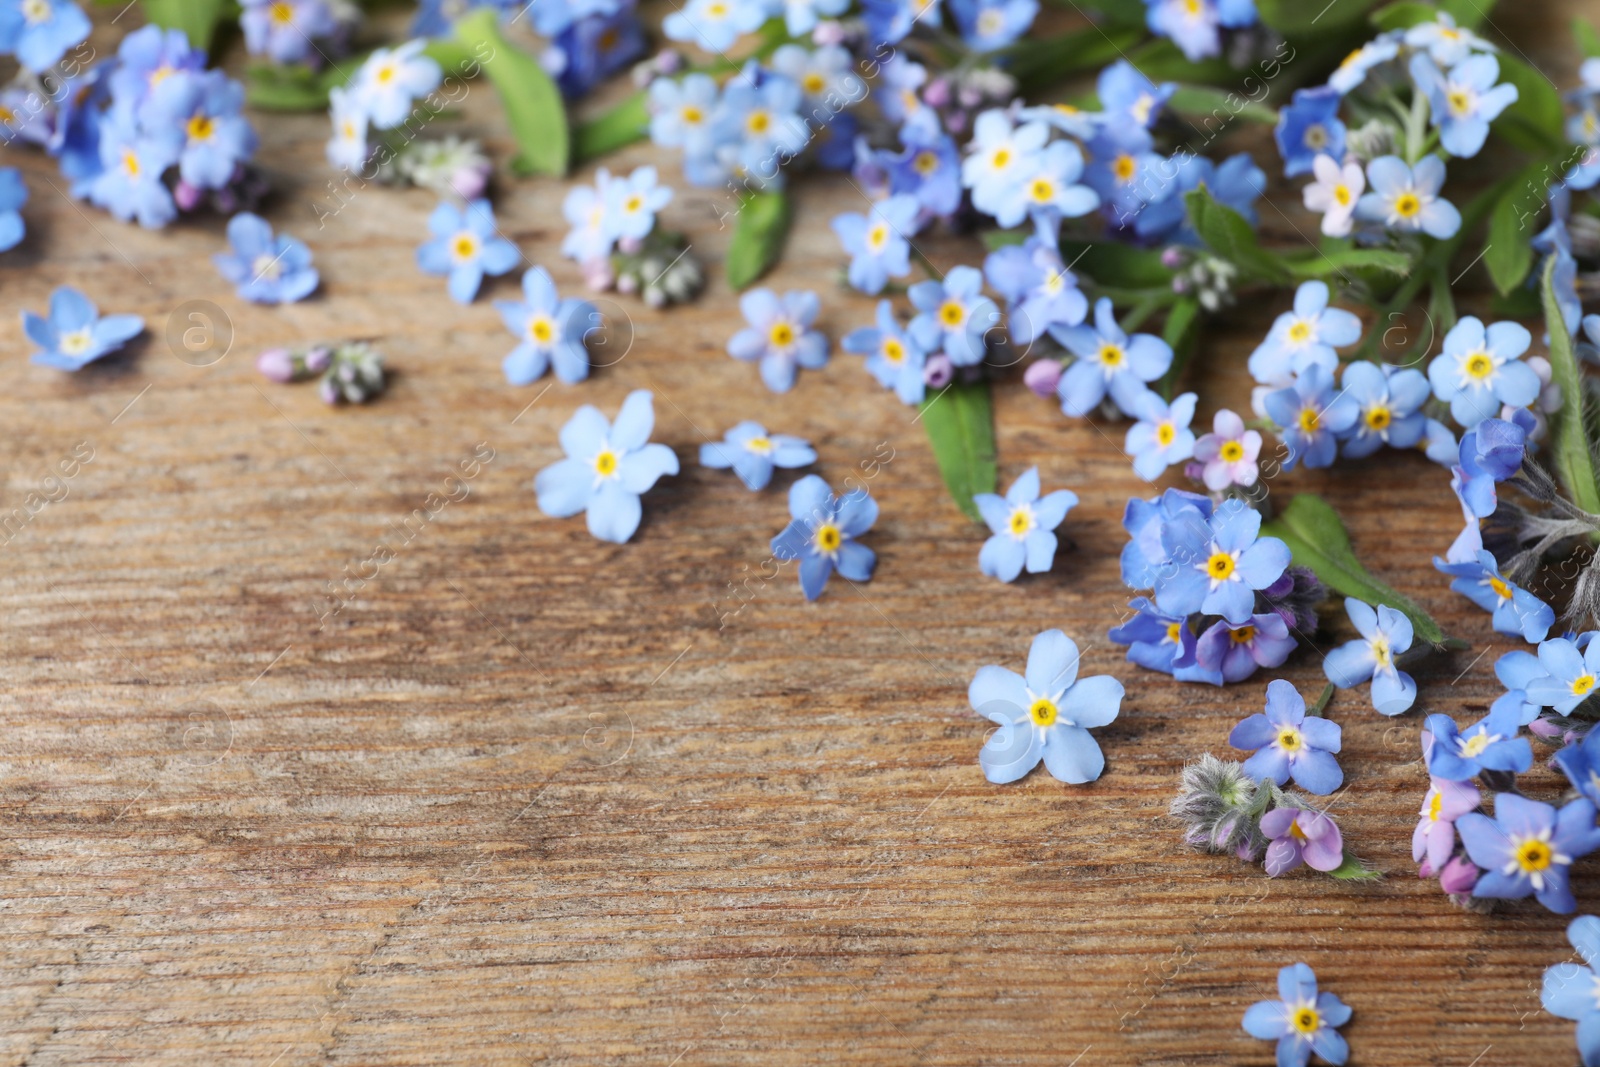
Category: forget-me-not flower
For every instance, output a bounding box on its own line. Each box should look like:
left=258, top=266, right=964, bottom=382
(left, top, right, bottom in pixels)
left=534, top=390, right=680, bottom=543
left=1555, top=728, right=1600, bottom=811
left=1192, top=409, right=1262, bottom=491
left=1302, top=152, right=1364, bottom=237
left=213, top=213, right=319, bottom=305
left=417, top=198, right=520, bottom=304
left=1356, top=155, right=1461, bottom=238
left=1333, top=362, right=1431, bottom=458
left=961, top=111, right=1049, bottom=220
left=1241, top=963, right=1351, bottom=1067
left=1433, top=549, right=1555, bottom=643
left=354, top=40, right=442, bottom=130
left=1405, top=12, right=1491, bottom=66
left=1153, top=496, right=1291, bottom=625
left=982, top=221, right=1087, bottom=345
left=1526, top=636, right=1600, bottom=715
left=1097, top=59, right=1173, bottom=128
left=950, top=0, right=1037, bottom=51
left=494, top=266, right=596, bottom=385
left=1194, top=613, right=1295, bottom=685
left=1412, top=52, right=1518, bottom=158
left=0, top=165, right=25, bottom=251
left=968, top=628, right=1124, bottom=784
left=1248, top=281, right=1362, bottom=383
left=700, top=421, right=815, bottom=491
left=1427, top=316, right=1538, bottom=429
left=909, top=266, right=1000, bottom=367
left=82, top=115, right=179, bottom=229
left=1231, top=679, right=1343, bottom=795
left=842, top=299, right=931, bottom=406
left=1322, top=598, right=1417, bottom=715
left=832, top=193, right=917, bottom=296
left=0, top=0, right=89, bottom=72
left=1125, top=390, right=1196, bottom=482
left=1108, top=597, right=1208, bottom=680
left=1054, top=297, right=1173, bottom=417
left=144, top=70, right=258, bottom=190
left=1415, top=773, right=1481, bottom=873
left=727, top=288, right=829, bottom=393
left=602, top=165, right=671, bottom=241
left=23, top=286, right=144, bottom=371
left=1261, top=805, right=1346, bottom=877
left=1120, top=487, right=1212, bottom=589
left=1328, top=35, right=1400, bottom=94
left=240, top=0, right=338, bottom=64
left=973, top=467, right=1078, bottom=582
left=1264, top=365, right=1355, bottom=470
left=995, top=140, right=1097, bottom=229
left=1424, top=693, right=1534, bottom=781
left=662, top=0, right=766, bottom=53
left=769, top=474, right=877, bottom=600
left=1541, top=915, right=1600, bottom=1065
left=1458, top=793, right=1600, bottom=913
left=1274, top=87, right=1345, bottom=177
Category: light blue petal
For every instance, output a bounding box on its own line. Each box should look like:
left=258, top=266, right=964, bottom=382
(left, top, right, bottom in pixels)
left=1040, top=724, right=1105, bottom=783
left=586, top=481, right=643, bottom=543
left=979, top=722, right=1042, bottom=784
left=533, top=457, right=593, bottom=518
left=1059, top=674, right=1123, bottom=729
left=1026, top=629, right=1080, bottom=696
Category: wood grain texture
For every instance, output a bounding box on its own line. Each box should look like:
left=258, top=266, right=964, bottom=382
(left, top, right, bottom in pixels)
left=0, top=3, right=1595, bottom=1064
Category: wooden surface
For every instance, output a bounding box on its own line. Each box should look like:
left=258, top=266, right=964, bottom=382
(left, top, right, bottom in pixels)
left=0, top=4, right=1597, bottom=1065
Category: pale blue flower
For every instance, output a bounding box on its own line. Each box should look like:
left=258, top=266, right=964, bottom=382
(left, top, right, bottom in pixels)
left=416, top=198, right=520, bottom=304
left=968, top=628, right=1123, bottom=784
left=769, top=474, right=877, bottom=599
left=1331, top=362, right=1430, bottom=458
left=23, top=286, right=144, bottom=370
left=1458, top=793, right=1600, bottom=913
left=1427, top=316, right=1538, bottom=429
left=353, top=40, right=441, bottom=130
left=831, top=192, right=917, bottom=296
left=0, top=0, right=89, bottom=72
left=1424, top=694, right=1533, bottom=780
left=534, top=390, right=680, bottom=543
left=1054, top=297, right=1172, bottom=417
left=240, top=0, right=338, bottom=64
left=494, top=266, right=595, bottom=385
left=213, top=213, right=319, bottom=305
left=1433, top=548, right=1554, bottom=642
left=1263, top=365, right=1355, bottom=470
left=1412, top=53, right=1518, bottom=158
left=982, top=219, right=1087, bottom=345
left=81, top=113, right=178, bottom=229
left=842, top=299, right=931, bottom=405
left=1125, top=390, right=1196, bottom=481
left=1230, top=679, right=1343, bottom=794
left=1527, top=636, right=1600, bottom=715
left=1328, top=35, right=1399, bottom=94
left=700, top=421, right=815, bottom=490
left=647, top=72, right=718, bottom=155
left=662, top=0, right=765, bottom=53
left=727, top=288, right=829, bottom=393
left=995, top=139, right=1098, bottom=229
left=950, top=0, right=1037, bottom=52
left=0, top=165, right=26, bottom=251
left=973, top=467, right=1077, bottom=582
left=1242, top=963, right=1351, bottom=1067
left=961, top=110, right=1048, bottom=220
left=1405, top=13, right=1492, bottom=67
left=1540, top=915, right=1600, bottom=1066
left=1247, top=280, right=1362, bottom=383
left=602, top=165, right=671, bottom=241
left=1152, top=496, right=1291, bottom=625
left=1097, top=59, right=1173, bottom=128
left=1356, top=155, right=1460, bottom=238
left=908, top=265, right=1000, bottom=367
left=1323, top=598, right=1417, bottom=715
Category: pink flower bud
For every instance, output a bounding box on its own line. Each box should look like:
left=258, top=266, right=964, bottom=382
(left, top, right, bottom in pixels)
left=1529, top=715, right=1565, bottom=738
left=811, top=20, right=845, bottom=46
left=1417, top=858, right=1435, bottom=879
left=256, top=348, right=296, bottom=382
left=318, top=378, right=340, bottom=405
left=173, top=180, right=204, bottom=213
left=1160, top=246, right=1185, bottom=268
left=449, top=162, right=491, bottom=201
left=654, top=48, right=683, bottom=74
left=582, top=257, right=615, bottom=292
left=1439, top=855, right=1480, bottom=895
left=1022, top=358, right=1061, bottom=397
left=922, top=77, right=952, bottom=109
left=924, top=353, right=954, bottom=389
left=305, top=346, right=333, bottom=373
left=944, top=111, right=967, bottom=135
left=619, top=236, right=643, bottom=255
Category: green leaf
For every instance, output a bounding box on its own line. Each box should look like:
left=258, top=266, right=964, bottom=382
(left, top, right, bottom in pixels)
left=1183, top=186, right=1290, bottom=283
left=1166, top=84, right=1279, bottom=126
left=575, top=91, right=649, bottom=164
left=1369, top=0, right=1437, bottom=31
left=1495, top=54, right=1566, bottom=156
left=1484, top=173, right=1542, bottom=296
left=1258, top=0, right=1381, bottom=32
left=1440, top=0, right=1495, bottom=28
left=1060, top=241, right=1174, bottom=289
left=1542, top=257, right=1600, bottom=517
left=454, top=9, right=568, bottom=177
left=918, top=382, right=997, bottom=524
left=1428, top=264, right=1457, bottom=338
left=1284, top=245, right=1413, bottom=279
left=1578, top=18, right=1600, bottom=59
left=1327, top=853, right=1382, bottom=881
left=1158, top=295, right=1201, bottom=399
left=726, top=192, right=790, bottom=290
left=140, top=0, right=230, bottom=51
left=1009, top=24, right=1143, bottom=94
left=1260, top=494, right=1449, bottom=648
left=245, top=64, right=331, bottom=111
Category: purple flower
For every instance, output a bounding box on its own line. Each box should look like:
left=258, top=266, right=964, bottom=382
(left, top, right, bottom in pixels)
left=1194, top=613, right=1296, bottom=685
left=1230, top=679, right=1342, bottom=794
left=1260, top=805, right=1345, bottom=876
left=1107, top=596, right=1209, bottom=680
left=1192, top=409, right=1261, bottom=490
left=1457, top=793, right=1600, bottom=913
left=1241, top=962, right=1351, bottom=1067
left=1413, top=775, right=1480, bottom=872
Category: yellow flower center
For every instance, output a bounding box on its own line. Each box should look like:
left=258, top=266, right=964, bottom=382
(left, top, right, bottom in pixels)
left=681, top=105, right=703, bottom=124
left=769, top=322, right=795, bottom=348
left=1517, top=838, right=1553, bottom=872
left=122, top=149, right=141, bottom=177
left=1339, top=47, right=1364, bottom=69
left=1292, top=1007, right=1319, bottom=1034
left=1008, top=507, right=1033, bottom=537
left=529, top=317, right=553, bottom=344
left=1220, top=441, right=1244, bottom=462
left=1447, top=89, right=1472, bottom=117
left=1298, top=407, right=1321, bottom=433
left=914, top=151, right=939, bottom=175
left=1286, top=321, right=1312, bottom=344
left=1460, top=732, right=1492, bottom=758
left=1277, top=727, right=1303, bottom=752
left=803, top=73, right=825, bottom=95
left=1464, top=352, right=1494, bottom=379
left=991, top=147, right=1011, bottom=170
left=593, top=449, right=618, bottom=476
left=747, top=110, right=770, bottom=134
left=707, top=1, right=727, bottom=13
left=1575, top=674, right=1597, bottom=697
left=187, top=114, right=215, bottom=141
left=939, top=301, right=965, bottom=328
left=746, top=436, right=772, bottom=454
left=1371, top=635, right=1391, bottom=669
left=1365, top=406, right=1392, bottom=431
left=1333, top=183, right=1352, bottom=207
left=1156, top=422, right=1176, bottom=446
left=21, top=0, right=49, bottom=23
left=1394, top=192, right=1421, bottom=218
left=1112, top=153, right=1136, bottom=183
left=59, top=329, right=92, bottom=355
left=453, top=233, right=478, bottom=259
left=1165, top=621, right=1184, bottom=644
left=882, top=338, right=905, bottom=364
left=1206, top=552, right=1235, bottom=581
left=375, top=62, right=397, bottom=85
left=815, top=523, right=842, bottom=553
left=1487, top=574, right=1513, bottom=600
left=1230, top=625, right=1258, bottom=645
left=1029, top=177, right=1054, bottom=202
left=1029, top=697, right=1058, bottom=727
left=1099, top=343, right=1124, bottom=366
left=1429, top=791, right=1444, bottom=822
left=270, top=1, right=294, bottom=23
left=624, top=194, right=643, bottom=213
left=867, top=222, right=890, bottom=251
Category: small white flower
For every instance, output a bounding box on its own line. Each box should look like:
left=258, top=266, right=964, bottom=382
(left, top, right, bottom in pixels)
left=1301, top=153, right=1364, bottom=238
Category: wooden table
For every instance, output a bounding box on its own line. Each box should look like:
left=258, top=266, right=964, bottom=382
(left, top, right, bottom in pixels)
left=0, top=4, right=1594, bottom=1064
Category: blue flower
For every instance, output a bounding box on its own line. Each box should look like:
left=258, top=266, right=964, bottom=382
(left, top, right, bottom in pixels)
left=548, top=8, right=645, bottom=99
left=1424, top=694, right=1533, bottom=780
left=0, top=0, right=89, bottom=72
left=1053, top=297, right=1173, bottom=417
left=1108, top=596, right=1208, bottom=680
left=417, top=198, right=520, bottom=304
left=1274, top=87, right=1346, bottom=177
left=1454, top=410, right=1534, bottom=516
left=1427, top=316, right=1538, bottom=429
left=1241, top=963, right=1351, bottom=1067
left=1526, top=636, right=1600, bottom=715
left=1193, top=613, right=1295, bottom=684
left=1119, top=487, right=1213, bottom=589
left=885, top=125, right=962, bottom=218
left=973, top=467, right=1078, bottom=582
left=1323, top=598, right=1417, bottom=715
left=982, top=219, right=1087, bottom=345
left=968, top=628, right=1123, bottom=784
left=1328, top=35, right=1400, bottom=94
left=23, top=286, right=144, bottom=371
left=1496, top=648, right=1551, bottom=725
left=240, top=0, right=338, bottom=64
left=770, top=0, right=847, bottom=36
left=700, top=421, right=815, bottom=491
left=1333, top=362, right=1430, bottom=458
left=1411, top=52, right=1518, bottom=158
left=602, top=164, right=671, bottom=241
left=1540, top=915, right=1600, bottom=1066
left=1082, top=124, right=1162, bottom=225
left=647, top=72, right=718, bottom=156
left=1458, top=793, right=1600, bottom=913
left=908, top=266, right=1001, bottom=368
left=353, top=40, right=442, bottom=130
left=213, top=213, right=319, bottom=305
left=727, top=288, right=829, bottom=393
left=1433, top=549, right=1554, bottom=642
left=1554, top=730, right=1600, bottom=811
left=949, top=0, right=1037, bottom=50
left=108, top=24, right=202, bottom=107
left=534, top=390, right=680, bottom=544
left=842, top=299, right=931, bottom=406
left=1153, top=497, right=1291, bottom=625
left=961, top=111, right=1049, bottom=219
left=831, top=193, right=917, bottom=295
left=494, top=266, right=595, bottom=386
left=1263, top=365, right=1355, bottom=470
left=1145, top=0, right=1222, bottom=61
left=142, top=69, right=258, bottom=191
left=862, top=0, right=940, bottom=45
left=0, top=165, right=25, bottom=251
left=1125, top=390, right=1197, bottom=482
left=769, top=474, right=878, bottom=600
left=999, top=139, right=1098, bottom=229
left=662, top=0, right=765, bottom=53
left=1097, top=59, right=1173, bottom=128
left=1247, top=281, right=1362, bottom=383
left=1356, top=155, right=1460, bottom=238
left=81, top=114, right=179, bottom=229
left=1230, top=679, right=1343, bottom=795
